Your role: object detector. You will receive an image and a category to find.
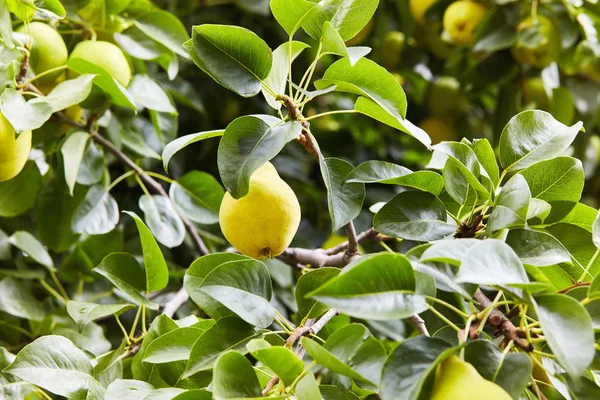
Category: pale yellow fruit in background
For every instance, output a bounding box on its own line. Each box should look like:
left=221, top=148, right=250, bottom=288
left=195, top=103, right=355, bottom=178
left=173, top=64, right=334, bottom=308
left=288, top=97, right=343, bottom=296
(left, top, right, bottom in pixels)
left=68, top=40, right=132, bottom=87
left=427, top=76, right=466, bottom=119
left=410, top=0, right=438, bottom=25
left=420, top=116, right=457, bottom=144
left=443, top=1, right=488, bottom=47
left=16, top=22, right=68, bottom=86
left=431, top=356, right=512, bottom=400
left=511, top=16, right=560, bottom=69
left=0, top=112, right=32, bottom=182
left=219, top=163, right=301, bottom=259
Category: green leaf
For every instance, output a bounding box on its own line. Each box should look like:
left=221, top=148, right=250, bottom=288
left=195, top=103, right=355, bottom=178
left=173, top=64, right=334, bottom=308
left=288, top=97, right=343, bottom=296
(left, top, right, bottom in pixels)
left=9, top=230, right=53, bottom=270
left=296, top=267, right=341, bottom=319
left=322, top=21, right=347, bottom=56
left=67, top=301, right=134, bottom=332
left=320, top=157, right=365, bottom=232
left=72, top=185, right=119, bottom=236
left=347, top=336, right=387, bottom=386
left=346, top=161, right=443, bottom=195
left=499, top=110, right=583, bottom=171
left=183, top=317, right=257, bottom=378
left=138, top=195, right=185, bottom=248
left=456, top=239, right=529, bottom=285
left=505, top=229, right=571, bottom=267
left=162, top=130, right=224, bottom=172
left=380, top=336, right=454, bottom=400
left=262, top=41, right=310, bottom=109
left=0, top=88, right=52, bottom=133
left=132, top=314, right=178, bottom=384
left=143, top=327, right=206, bottom=364
left=67, top=58, right=136, bottom=109
left=354, top=97, right=430, bottom=147
left=172, top=390, right=213, bottom=400
left=294, top=372, right=321, bottom=400
left=302, top=337, right=372, bottom=383
left=533, top=294, right=594, bottom=378
left=93, top=253, right=159, bottom=310
left=442, top=155, right=491, bottom=206
left=184, top=253, right=274, bottom=328
left=553, top=203, right=598, bottom=232
left=419, top=238, right=480, bottom=266
left=308, top=253, right=427, bottom=320
left=43, top=75, right=95, bottom=112
left=270, top=0, right=317, bottom=36
left=185, top=24, right=272, bottom=97
left=519, top=157, right=584, bottom=221
left=374, top=191, right=456, bottom=241
left=302, top=0, right=379, bottom=41
left=593, top=209, right=600, bottom=248
left=35, top=181, right=86, bottom=253
left=487, top=174, right=530, bottom=233
left=248, top=344, right=303, bottom=386
left=169, top=171, right=224, bottom=225
left=463, top=340, right=532, bottom=399
left=135, top=10, right=190, bottom=58
left=315, top=58, right=415, bottom=143
left=472, top=138, right=499, bottom=187
left=0, top=277, right=46, bottom=321
left=213, top=351, right=261, bottom=399
left=61, top=132, right=89, bottom=196
left=105, top=379, right=154, bottom=400
left=129, top=74, right=176, bottom=113
left=547, top=223, right=600, bottom=281
left=5, top=335, right=93, bottom=397
left=123, top=211, right=169, bottom=293
left=218, top=115, right=301, bottom=198
left=0, top=161, right=41, bottom=217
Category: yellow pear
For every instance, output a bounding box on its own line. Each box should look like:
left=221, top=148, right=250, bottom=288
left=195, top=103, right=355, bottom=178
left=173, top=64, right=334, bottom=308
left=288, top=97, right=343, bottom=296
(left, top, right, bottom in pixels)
left=420, top=116, right=457, bottom=144
left=219, top=162, right=301, bottom=259
left=443, top=1, right=488, bottom=47
left=410, top=0, right=438, bottom=25
left=16, top=22, right=68, bottom=86
left=512, top=16, right=560, bottom=69
left=431, top=356, right=512, bottom=400
left=68, top=40, right=132, bottom=87
left=0, top=112, right=32, bottom=182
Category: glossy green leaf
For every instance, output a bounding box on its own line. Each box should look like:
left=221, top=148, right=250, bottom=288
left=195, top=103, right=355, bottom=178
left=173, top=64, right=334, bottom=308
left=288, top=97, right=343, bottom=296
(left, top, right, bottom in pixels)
left=374, top=191, right=456, bottom=241
left=302, top=0, right=379, bottom=41
left=262, top=41, right=310, bottom=109
left=143, top=327, right=206, bottom=364
left=66, top=301, right=134, bottom=332
left=346, top=161, right=443, bottom=195
left=270, top=0, right=317, bottom=36
left=61, top=131, right=89, bottom=196
left=105, top=379, right=153, bottom=400
left=534, top=294, right=594, bottom=378
left=302, top=337, right=372, bottom=383
left=9, top=230, right=53, bottom=270
left=519, top=157, right=584, bottom=207
left=132, top=315, right=178, bottom=384
left=0, top=277, right=45, bottom=321
left=547, top=223, right=600, bottom=281
left=218, top=115, right=301, bottom=198
left=0, top=161, right=41, bottom=217
left=169, top=171, right=224, bottom=225
left=443, top=155, right=491, bottom=206
left=162, top=130, right=224, bottom=172
left=248, top=345, right=303, bottom=386
left=456, top=239, right=529, bottom=285
left=129, top=74, right=176, bottom=113
left=505, top=229, right=571, bottom=267
left=93, top=252, right=159, bottom=310
left=43, top=75, right=95, bottom=112
left=183, top=317, right=257, bottom=378
left=320, top=157, right=365, bottom=231
left=5, top=336, right=93, bottom=397
left=296, top=267, right=341, bottom=319
left=499, top=110, right=583, bottom=171
left=487, top=174, right=530, bottom=232
left=309, top=253, right=427, bottom=320
left=185, top=24, right=272, bottom=97
left=184, top=253, right=274, bottom=328
left=294, top=372, right=321, bottom=400
left=138, top=195, right=185, bottom=248
left=135, top=10, right=190, bottom=58
left=472, top=138, right=499, bottom=187
left=0, top=89, right=52, bottom=134
left=419, top=239, right=480, bottom=266
left=123, top=211, right=169, bottom=293
left=380, top=336, right=454, bottom=400
left=213, top=351, right=261, bottom=399
left=72, top=185, right=119, bottom=236
left=348, top=336, right=387, bottom=386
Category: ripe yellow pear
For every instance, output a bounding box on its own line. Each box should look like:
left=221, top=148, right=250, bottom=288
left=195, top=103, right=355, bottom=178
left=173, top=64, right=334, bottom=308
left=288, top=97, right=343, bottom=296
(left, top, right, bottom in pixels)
left=443, top=1, right=488, bottom=47
left=431, top=356, right=512, bottom=400
left=0, top=112, right=32, bottom=182
left=16, top=22, right=68, bottom=86
left=420, top=116, right=456, bottom=144
left=410, top=0, right=438, bottom=25
left=512, top=16, right=560, bottom=69
left=219, top=163, right=301, bottom=259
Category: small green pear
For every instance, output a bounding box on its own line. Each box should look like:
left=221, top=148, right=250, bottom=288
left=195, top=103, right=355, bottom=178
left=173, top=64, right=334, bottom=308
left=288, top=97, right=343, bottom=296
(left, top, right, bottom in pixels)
left=431, top=356, right=512, bottom=400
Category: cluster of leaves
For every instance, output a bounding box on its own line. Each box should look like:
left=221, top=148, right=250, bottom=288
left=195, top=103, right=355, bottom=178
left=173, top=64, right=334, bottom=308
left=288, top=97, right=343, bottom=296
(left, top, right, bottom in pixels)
left=1, top=0, right=600, bottom=399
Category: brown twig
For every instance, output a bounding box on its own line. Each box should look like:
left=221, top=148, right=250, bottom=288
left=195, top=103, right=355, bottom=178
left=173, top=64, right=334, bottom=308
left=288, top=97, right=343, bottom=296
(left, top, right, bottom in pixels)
left=473, top=289, right=533, bottom=351
left=557, top=281, right=590, bottom=294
